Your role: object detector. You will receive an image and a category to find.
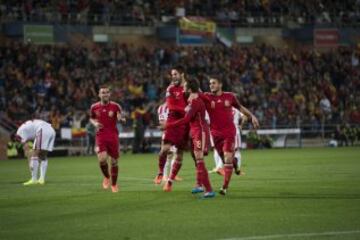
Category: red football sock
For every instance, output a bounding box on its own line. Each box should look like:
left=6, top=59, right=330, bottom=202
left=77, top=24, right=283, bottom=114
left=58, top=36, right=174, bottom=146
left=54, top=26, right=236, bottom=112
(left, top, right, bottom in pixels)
left=99, top=162, right=110, bottom=178
left=158, top=151, right=167, bottom=175
left=223, top=164, right=234, bottom=189
left=193, top=156, right=201, bottom=187
left=111, top=165, right=118, bottom=186
left=195, top=164, right=202, bottom=187
left=196, top=160, right=212, bottom=192
left=169, top=160, right=182, bottom=182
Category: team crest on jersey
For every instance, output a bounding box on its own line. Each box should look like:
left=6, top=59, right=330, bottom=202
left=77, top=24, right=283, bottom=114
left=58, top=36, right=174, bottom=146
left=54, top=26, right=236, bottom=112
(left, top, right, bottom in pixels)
left=225, top=100, right=230, bottom=107
left=95, top=110, right=100, bottom=116
left=211, top=101, right=215, bottom=108
left=108, top=111, right=114, bottom=117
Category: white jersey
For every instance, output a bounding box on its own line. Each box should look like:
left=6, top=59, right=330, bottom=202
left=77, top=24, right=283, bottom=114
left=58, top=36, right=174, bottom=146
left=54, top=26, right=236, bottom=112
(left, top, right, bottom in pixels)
left=232, top=108, right=244, bottom=149
left=232, top=108, right=244, bottom=135
left=157, top=104, right=176, bottom=153
left=157, top=104, right=169, bottom=122
left=16, top=119, right=56, bottom=151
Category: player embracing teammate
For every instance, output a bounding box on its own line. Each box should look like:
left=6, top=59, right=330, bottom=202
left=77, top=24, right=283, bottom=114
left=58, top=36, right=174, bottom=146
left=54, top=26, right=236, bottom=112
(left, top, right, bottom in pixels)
left=154, top=66, right=189, bottom=185
left=164, top=78, right=215, bottom=198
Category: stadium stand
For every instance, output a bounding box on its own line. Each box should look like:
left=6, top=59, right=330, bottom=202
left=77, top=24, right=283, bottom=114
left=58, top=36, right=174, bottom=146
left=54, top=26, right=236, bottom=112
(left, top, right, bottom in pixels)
left=0, top=0, right=359, bottom=26
left=0, top=0, right=359, bottom=157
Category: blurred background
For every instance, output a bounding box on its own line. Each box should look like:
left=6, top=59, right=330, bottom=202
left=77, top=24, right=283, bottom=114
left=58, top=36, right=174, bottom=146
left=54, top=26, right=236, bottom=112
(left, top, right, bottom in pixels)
left=1, top=0, right=359, bottom=159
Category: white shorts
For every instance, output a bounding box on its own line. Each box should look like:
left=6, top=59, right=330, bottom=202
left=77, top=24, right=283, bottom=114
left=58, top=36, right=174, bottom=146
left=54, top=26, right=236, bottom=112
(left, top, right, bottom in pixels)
left=34, top=125, right=56, bottom=152
left=235, top=132, right=241, bottom=149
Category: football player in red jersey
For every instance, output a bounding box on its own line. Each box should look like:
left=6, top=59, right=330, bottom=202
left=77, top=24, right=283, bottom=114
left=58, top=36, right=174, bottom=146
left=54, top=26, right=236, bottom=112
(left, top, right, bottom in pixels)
left=200, top=78, right=259, bottom=195
left=164, top=78, right=215, bottom=198
left=153, top=66, right=189, bottom=184
left=90, top=86, right=125, bottom=193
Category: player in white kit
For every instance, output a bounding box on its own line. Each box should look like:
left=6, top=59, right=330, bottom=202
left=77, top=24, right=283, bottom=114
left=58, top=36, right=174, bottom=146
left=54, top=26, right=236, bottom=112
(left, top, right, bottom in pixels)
left=157, top=103, right=182, bottom=183
left=210, top=107, right=247, bottom=175
left=15, top=119, right=56, bottom=185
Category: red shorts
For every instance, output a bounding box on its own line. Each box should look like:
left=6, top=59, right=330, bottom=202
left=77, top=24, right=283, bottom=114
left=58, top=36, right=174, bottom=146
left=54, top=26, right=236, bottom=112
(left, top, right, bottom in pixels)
left=163, top=125, right=189, bottom=149
left=95, top=134, right=119, bottom=159
left=190, top=129, right=210, bottom=156
left=212, top=134, right=235, bottom=156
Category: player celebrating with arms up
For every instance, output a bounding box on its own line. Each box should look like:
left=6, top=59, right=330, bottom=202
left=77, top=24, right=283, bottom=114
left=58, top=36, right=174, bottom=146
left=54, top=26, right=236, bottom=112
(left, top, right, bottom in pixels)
left=200, top=78, right=259, bottom=195
left=90, top=86, right=125, bottom=193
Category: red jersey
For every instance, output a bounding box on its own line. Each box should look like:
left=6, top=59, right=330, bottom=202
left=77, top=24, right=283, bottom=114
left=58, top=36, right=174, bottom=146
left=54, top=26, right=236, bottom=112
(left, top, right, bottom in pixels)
left=200, top=92, right=241, bottom=137
left=165, top=84, right=187, bottom=121
left=166, top=95, right=209, bottom=136
left=90, top=101, right=121, bottom=137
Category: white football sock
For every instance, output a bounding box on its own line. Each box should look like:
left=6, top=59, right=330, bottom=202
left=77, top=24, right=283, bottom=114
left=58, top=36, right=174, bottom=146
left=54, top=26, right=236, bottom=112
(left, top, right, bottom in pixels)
left=30, top=157, right=39, bottom=181
left=214, top=150, right=223, bottom=169
left=163, top=159, right=170, bottom=178
left=169, top=155, right=176, bottom=176
left=39, top=159, right=48, bottom=181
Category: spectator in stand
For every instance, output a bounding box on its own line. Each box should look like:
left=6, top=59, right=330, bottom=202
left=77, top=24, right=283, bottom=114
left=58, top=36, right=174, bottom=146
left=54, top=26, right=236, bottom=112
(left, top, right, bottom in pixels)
left=0, top=42, right=358, bottom=137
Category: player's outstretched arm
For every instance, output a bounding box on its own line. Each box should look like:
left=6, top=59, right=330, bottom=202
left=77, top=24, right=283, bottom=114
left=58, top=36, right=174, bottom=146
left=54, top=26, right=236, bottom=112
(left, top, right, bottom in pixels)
left=166, top=114, right=191, bottom=129
left=166, top=103, right=197, bottom=129
left=239, top=105, right=259, bottom=129
left=240, top=115, right=248, bottom=130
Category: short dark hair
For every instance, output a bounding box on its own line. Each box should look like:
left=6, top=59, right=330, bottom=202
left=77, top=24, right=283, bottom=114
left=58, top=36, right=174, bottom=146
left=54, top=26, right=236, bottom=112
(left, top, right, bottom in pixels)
left=98, top=85, right=111, bottom=92
left=209, top=77, right=222, bottom=84
left=172, top=65, right=185, bottom=74
left=186, top=78, right=200, bottom=93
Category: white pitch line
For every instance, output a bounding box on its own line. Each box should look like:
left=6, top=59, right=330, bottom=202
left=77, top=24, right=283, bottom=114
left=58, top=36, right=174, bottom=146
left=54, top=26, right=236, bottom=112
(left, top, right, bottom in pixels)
left=220, top=230, right=360, bottom=240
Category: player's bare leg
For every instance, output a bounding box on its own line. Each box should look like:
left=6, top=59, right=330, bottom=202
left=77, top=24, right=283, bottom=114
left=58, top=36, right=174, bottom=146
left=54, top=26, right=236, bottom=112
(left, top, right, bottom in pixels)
left=154, top=142, right=172, bottom=184
left=110, top=157, right=119, bottom=193
left=193, top=150, right=215, bottom=198
left=97, top=151, right=110, bottom=189
left=220, top=151, right=235, bottom=195
left=163, top=149, right=183, bottom=192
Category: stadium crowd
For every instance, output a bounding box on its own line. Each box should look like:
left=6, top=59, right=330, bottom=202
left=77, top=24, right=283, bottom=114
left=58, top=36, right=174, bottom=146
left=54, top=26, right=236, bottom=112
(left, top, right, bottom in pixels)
left=0, top=42, right=359, bottom=135
left=0, top=0, right=359, bottom=26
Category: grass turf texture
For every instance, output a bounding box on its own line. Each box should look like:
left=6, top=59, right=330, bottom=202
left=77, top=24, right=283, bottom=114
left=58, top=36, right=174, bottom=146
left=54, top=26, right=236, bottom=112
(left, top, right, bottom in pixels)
left=0, top=147, right=360, bottom=240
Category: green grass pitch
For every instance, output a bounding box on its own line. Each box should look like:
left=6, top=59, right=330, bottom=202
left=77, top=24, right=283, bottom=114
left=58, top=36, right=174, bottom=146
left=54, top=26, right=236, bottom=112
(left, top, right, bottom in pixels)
left=1, top=147, right=360, bottom=240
